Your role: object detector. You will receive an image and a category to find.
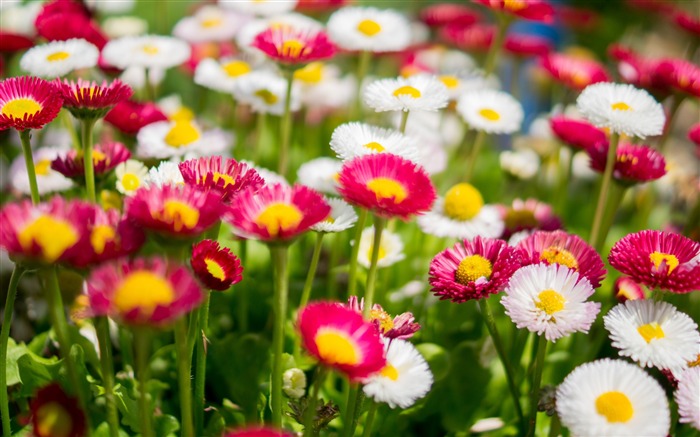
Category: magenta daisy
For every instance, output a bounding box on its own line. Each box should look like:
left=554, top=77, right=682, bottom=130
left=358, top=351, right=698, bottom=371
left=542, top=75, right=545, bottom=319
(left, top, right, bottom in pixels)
left=55, top=78, right=133, bottom=120
left=104, top=99, right=168, bottom=135
left=497, top=198, right=562, bottom=241
left=614, top=276, right=647, bottom=303
left=252, top=27, right=336, bottom=66
left=346, top=296, right=420, bottom=340
left=474, top=0, right=555, bottom=23
left=429, top=237, right=522, bottom=303
left=226, top=183, right=330, bottom=242
left=587, top=142, right=667, bottom=185
left=338, top=153, right=436, bottom=220
left=540, top=53, right=610, bottom=90
left=608, top=230, right=700, bottom=294
left=549, top=116, right=607, bottom=151
left=190, top=239, right=243, bottom=291
left=51, top=141, right=130, bottom=180
left=179, top=156, right=264, bottom=203
left=0, top=76, right=63, bottom=131
left=656, top=58, right=700, bottom=98
left=517, top=230, right=606, bottom=289
left=85, top=257, right=204, bottom=326
left=297, top=301, right=385, bottom=381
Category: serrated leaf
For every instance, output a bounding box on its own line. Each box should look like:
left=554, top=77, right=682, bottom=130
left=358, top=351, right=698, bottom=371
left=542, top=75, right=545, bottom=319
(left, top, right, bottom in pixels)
left=6, top=338, right=29, bottom=386
left=16, top=352, right=61, bottom=397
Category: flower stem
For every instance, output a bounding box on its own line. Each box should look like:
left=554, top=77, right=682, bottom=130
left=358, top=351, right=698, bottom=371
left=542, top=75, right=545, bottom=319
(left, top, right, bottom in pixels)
left=526, top=335, right=548, bottom=437
left=193, top=291, right=211, bottom=437
left=464, top=129, right=487, bottom=183
left=81, top=118, right=97, bottom=203
left=175, top=318, right=195, bottom=437
left=555, top=147, right=573, bottom=215
left=299, top=233, right=325, bottom=311
left=19, top=129, right=40, bottom=205
left=484, top=14, right=510, bottom=76
left=353, top=51, right=372, bottom=119
left=95, top=317, right=119, bottom=437
left=589, top=132, right=619, bottom=252
left=347, top=209, right=368, bottom=298
left=303, top=367, right=327, bottom=437
left=1, top=265, right=25, bottom=437
left=657, top=95, right=685, bottom=152
left=477, top=298, right=524, bottom=431
left=134, top=328, right=154, bottom=437
left=253, top=112, right=267, bottom=164
left=398, top=111, right=409, bottom=134
left=326, top=232, right=343, bottom=299
left=279, top=70, right=295, bottom=177
left=362, top=401, right=378, bottom=437
left=363, top=217, right=386, bottom=317
left=270, top=244, right=290, bottom=426
left=342, top=385, right=360, bottom=437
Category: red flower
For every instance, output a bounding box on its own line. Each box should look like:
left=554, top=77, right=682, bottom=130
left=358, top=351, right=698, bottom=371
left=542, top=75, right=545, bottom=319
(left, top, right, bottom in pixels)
left=420, top=3, right=481, bottom=28
left=0, top=32, right=34, bottom=53
left=224, top=427, right=294, bottom=437
left=607, top=44, right=669, bottom=96
left=51, top=142, right=131, bottom=179
left=104, top=99, right=168, bottom=135
left=30, top=383, right=86, bottom=437
left=252, top=27, right=336, bottom=65
left=474, top=0, right=555, bottom=23
left=55, top=78, right=133, bottom=120
left=440, top=23, right=495, bottom=53
left=587, top=142, right=667, bottom=185
left=689, top=123, right=700, bottom=146
left=497, top=198, right=562, bottom=240
left=0, top=76, right=63, bottom=131
left=191, top=239, right=243, bottom=291
left=550, top=116, right=607, bottom=150
left=296, top=0, right=346, bottom=12
left=35, top=0, right=107, bottom=49
left=673, top=9, right=700, bottom=37
left=179, top=156, right=264, bottom=203
left=504, top=33, right=552, bottom=58
left=655, top=59, right=700, bottom=98
left=555, top=5, right=600, bottom=31
left=540, top=53, right=611, bottom=90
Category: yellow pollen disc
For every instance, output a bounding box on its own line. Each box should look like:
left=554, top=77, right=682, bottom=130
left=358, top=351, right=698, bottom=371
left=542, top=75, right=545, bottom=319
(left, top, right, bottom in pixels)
left=366, top=177, right=407, bottom=204
left=611, top=101, right=631, bottom=111
left=156, top=200, right=200, bottom=232
left=255, top=203, right=303, bottom=237
left=315, top=330, right=359, bottom=365
left=222, top=60, right=251, bottom=78
left=357, top=19, right=382, bottom=37
left=535, top=289, right=566, bottom=315
left=443, top=183, right=483, bottom=221
left=294, top=62, right=324, bottom=84
left=595, top=391, right=634, bottom=423
left=90, top=225, right=116, bottom=255
left=363, top=141, right=385, bottom=152
left=540, top=246, right=579, bottom=270
left=35, top=159, right=52, bottom=176
left=649, top=251, right=679, bottom=275
left=164, top=121, right=201, bottom=148
left=367, top=243, right=387, bottom=262
left=92, top=150, right=107, bottom=164
left=35, top=402, right=72, bottom=437
left=121, top=173, right=141, bottom=192
left=212, top=172, right=236, bottom=187
left=504, top=0, right=527, bottom=11
left=455, top=254, right=492, bottom=285
left=169, top=107, right=195, bottom=122
left=637, top=322, right=665, bottom=343
left=380, top=364, right=399, bottom=381
left=439, top=75, right=460, bottom=89
left=142, top=44, right=159, bottom=55
left=1, top=98, right=42, bottom=119
left=205, top=258, right=226, bottom=281
left=370, top=308, right=394, bottom=333
left=46, top=50, right=70, bottom=62
left=18, top=215, right=79, bottom=263
left=479, top=108, right=501, bottom=121
left=255, top=89, right=279, bottom=105
left=687, top=354, right=700, bottom=368
left=393, top=85, right=421, bottom=98
left=113, top=270, right=175, bottom=315
left=504, top=209, right=538, bottom=229
left=279, top=39, right=307, bottom=58
left=324, top=216, right=336, bottom=224
left=571, top=72, right=591, bottom=88
left=201, top=18, right=222, bottom=28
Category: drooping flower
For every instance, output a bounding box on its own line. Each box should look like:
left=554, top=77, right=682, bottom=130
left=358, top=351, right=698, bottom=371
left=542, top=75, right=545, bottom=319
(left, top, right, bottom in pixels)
left=310, top=198, right=358, bottom=233
left=179, top=156, right=264, bottom=203
left=363, top=75, right=449, bottom=113
left=0, top=76, right=63, bottom=131
left=540, top=53, right=610, bottom=90
left=497, top=198, right=562, bottom=241
left=20, top=38, right=99, bottom=78
left=102, top=35, right=191, bottom=70
left=326, top=6, right=412, bottom=53
left=191, top=239, right=243, bottom=291
left=474, top=0, right=555, bottom=23
left=30, top=383, right=86, bottom=437
left=675, top=367, right=700, bottom=430
left=330, top=122, right=420, bottom=163
left=357, top=226, right=405, bottom=269
left=252, top=26, right=336, bottom=65
left=456, top=89, right=523, bottom=134
left=55, top=78, right=133, bottom=120
left=51, top=142, right=131, bottom=180
left=549, top=116, right=607, bottom=150
left=587, top=142, right=667, bottom=185
left=614, top=276, right=647, bottom=303
left=104, top=99, right=168, bottom=135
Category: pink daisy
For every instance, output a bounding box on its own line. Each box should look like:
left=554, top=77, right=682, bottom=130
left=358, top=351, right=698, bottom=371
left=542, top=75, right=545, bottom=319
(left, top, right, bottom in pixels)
left=346, top=296, right=420, bottom=340
left=35, top=1, right=107, bottom=49
left=607, top=44, right=669, bottom=96
left=338, top=153, right=436, bottom=220
left=587, top=142, right=667, bottom=185
left=656, top=59, right=700, bottom=98
left=55, top=78, right=133, bottom=120
left=540, top=53, right=611, bottom=90
left=497, top=198, right=562, bottom=240
left=104, top=99, right=168, bottom=135
left=29, top=383, right=86, bottom=437
left=474, top=0, right=555, bottom=23
left=614, top=276, right=647, bottom=303
left=504, top=33, right=553, bottom=58
left=51, top=142, right=131, bottom=179
left=689, top=123, right=700, bottom=147
left=252, top=27, right=336, bottom=66
left=179, top=156, right=264, bottom=203
left=419, top=3, right=481, bottom=28
left=190, top=239, right=243, bottom=291
left=608, top=230, right=700, bottom=294
left=0, top=76, right=63, bottom=131
left=429, top=236, right=522, bottom=303
left=440, top=23, right=494, bottom=53
left=549, top=116, right=607, bottom=150
left=673, top=10, right=700, bottom=38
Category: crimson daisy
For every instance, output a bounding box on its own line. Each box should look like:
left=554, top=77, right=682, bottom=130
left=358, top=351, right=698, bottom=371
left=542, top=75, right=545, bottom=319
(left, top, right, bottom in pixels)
left=104, top=99, right=168, bottom=135
left=35, top=0, right=107, bottom=49
left=587, top=142, right=667, bottom=185
left=190, top=239, right=243, bottom=291
left=608, top=230, right=700, bottom=294
left=540, top=53, right=610, bottom=90
left=419, top=3, right=481, bottom=28
left=504, top=33, right=552, bottom=58
left=252, top=26, right=336, bottom=66
left=338, top=153, right=436, bottom=220
left=474, top=0, right=555, bottom=23
left=55, top=78, right=133, bottom=120
left=51, top=142, right=131, bottom=180
left=0, top=76, right=63, bottom=131
left=549, top=116, right=607, bottom=150
left=607, top=45, right=668, bottom=96
left=440, top=23, right=494, bottom=53
left=674, top=9, right=700, bottom=37
left=179, top=156, right=264, bottom=203
left=30, top=383, right=86, bottom=437
left=497, top=198, right=562, bottom=241
left=656, top=59, right=700, bottom=98
left=429, top=236, right=522, bottom=303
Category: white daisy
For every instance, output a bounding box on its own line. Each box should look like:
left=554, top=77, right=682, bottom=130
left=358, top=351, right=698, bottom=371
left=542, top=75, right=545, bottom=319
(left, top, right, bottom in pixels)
left=0, top=1, right=41, bottom=36
left=102, top=16, right=148, bottom=39
left=362, top=338, right=433, bottom=409
left=115, top=159, right=149, bottom=195
left=102, top=35, right=191, bottom=70
left=311, top=198, right=358, bottom=233
left=501, top=263, right=601, bottom=342
left=219, top=0, right=298, bottom=17
left=296, top=157, right=341, bottom=195
left=20, top=39, right=99, bottom=78
left=119, top=65, right=165, bottom=90
left=173, top=5, right=247, bottom=43
left=576, top=82, right=665, bottom=138
left=572, top=150, right=598, bottom=180
left=675, top=367, right=700, bottom=431
left=603, top=299, right=700, bottom=373
left=233, top=70, right=300, bottom=116
left=499, top=149, right=540, bottom=180
left=85, top=0, right=135, bottom=13
left=236, top=13, right=323, bottom=53
left=410, top=47, right=476, bottom=78
left=364, top=75, right=449, bottom=113
left=457, top=89, right=523, bottom=134
left=556, top=359, right=670, bottom=437
left=357, top=226, right=405, bottom=269
left=402, top=111, right=463, bottom=150
left=156, top=95, right=193, bottom=121
left=194, top=57, right=256, bottom=94
left=294, top=63, right=356, bottom=110
left=240, top=160, right=289, bottom=187
left=417, top=183, right=504, bottom=240
left=10, top=147, right=73, bottom=196
left=327, top=7, right=411, bottom=53
left=146, top=160, right=184, bottom=187
left=136, top=120, right=232, bottom=160
left=330, top=122, right=420, bottom=163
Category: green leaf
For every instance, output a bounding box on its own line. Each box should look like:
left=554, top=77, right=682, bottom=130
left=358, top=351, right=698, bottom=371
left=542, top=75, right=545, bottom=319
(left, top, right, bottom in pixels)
left=92, top=422, right=129, bottom=437
left=154, top=414, right=180, bottom=437
left=6, top=338, right=29, bottom=386
left=26, top=332, right=49, bottom=356
left=16, top=351, right=61, bottom=397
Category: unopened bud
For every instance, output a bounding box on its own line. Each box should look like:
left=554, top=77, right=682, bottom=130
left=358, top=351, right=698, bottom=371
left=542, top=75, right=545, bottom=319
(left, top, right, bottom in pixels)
left=283, top=368, right=307, bottom=399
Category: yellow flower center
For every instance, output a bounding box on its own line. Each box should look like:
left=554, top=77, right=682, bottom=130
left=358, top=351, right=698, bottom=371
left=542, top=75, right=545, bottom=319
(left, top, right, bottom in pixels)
left=169, top=107, right=195, bottom=122
left=255, top=203, right=303, bottom=237
left=611, top=102, right=631, bottom=111
left=637, top=322, right=665, bottom=343
left=439, top=75, right=460, bottom=89
left=366, top=177, right=407, bottom=203
left=479, top=108, right=501, bottom=121
left=649, top=251, right=679, bottom=275
left=315, top=329, right=359, bottom=365
left=380, top=364, right=399, bottom=381
left=392, top=85, right=422, bottom=98
left=142, top=44, right=159, bottom=55
left=363, top=141, right=385, bottom=152
left=201, top=18, right=222, bottom=28
left=595, top=391, right=634, bottom=423
left=535, top=289, right=566, bottom=315
left=455, top=254, right=492, bottom=285
left=443, top=183, right=483, bottom=221
left=366, top=243, right=387, bottom=263
left=154, top=200, right=200, bottom=232
left=540, top=246, right=579, bottom=270
left=255, top=89, right=279, bottom=105
left=370, top=308, right=394, bottom=333
left=205, top=258, right=226, bottom=281
left=35, top=159, right=52, bottom=176
left=18, top=215, right=79, bottom=263
left=294, top=62, right=324, bottom=84
left=504, top=209, right=538, bottom=229
left=113, top=270, right=176, bottom=315
left=46, top=51, right=70, bottom=62
left=1, top=98, right=42, bottom=119
left=279, top=39, right=307, bottom=58
left=121, top=173, right=141, bottom=192
left=164, top=121, right=201, bottom=148
left=222, top=60, right=251, bottom=78
left=212, top=172, right=236, bottom=187
left=357, top=19, right=382, bottom=37
left=504, top=0, right=527, bottom=11
left=35, top=402, right=73, bottom=437
left=90, top=225, right=116, bottom=255
left=92, top=150, right=107, bottom=164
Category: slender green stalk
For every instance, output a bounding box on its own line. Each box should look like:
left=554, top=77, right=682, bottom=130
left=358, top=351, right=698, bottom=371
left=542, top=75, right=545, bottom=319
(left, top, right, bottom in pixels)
left=554, top=146, right=573, bottom=214
left=548, top=414, right=561, bottom=437
left=96, top=317, right=119, bottom=437
left=347, top=210, right=368, bottom=298
left=1, top=265, right=25, bottom=437
left=464, top=129, right=487, bottom=183
left=353, top=51, right=372, bottom=119
left=253, top=112, right=267, bottom=164
left=193, top=291, right=211, bottom=436
left=589, top=132, right=619, bottom=251
left=342, top=385, right=360, bottom=437
left=398, top=111, right=409, bottom=134
left=238, top=240, right=249, bottom=333
left=270, top=244, right=290, bottom=426
left=327, top=232, right=343, bottom=299
left=144, top=68, right=156, bottom=102
left=362, top=217, right=386, bottom=317
left=362, top=402, right=379, bottom=437
left=175, top=318, right=195, bottom=437
left=526, top=335, right=548, bottom=437
left=134, top=329, right=154, bottom=437
left=279, top=70, right=295, bottom=177
left=81, top=118, right=97, bottom=203
left=60, top=109, right=81, bottom=150
left=683, top=194, right=700, bottom=237
left=483, top=14, right=511, bottom=76
left=303, top=367, right=327, bottom=437
left=598, top=184, right=627, bottom=246
left=657, top=95, right=684, bottom=152
left=299, top=233, right=325, bottom=311
left=19, top=129, right=40, bottom=204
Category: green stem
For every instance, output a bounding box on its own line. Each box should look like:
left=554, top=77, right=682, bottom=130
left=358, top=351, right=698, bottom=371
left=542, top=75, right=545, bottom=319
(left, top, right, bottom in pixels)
left=327, top=232, right=343, bottom=300
left=362, top=217, right=386, bottom=317
left=134, top=328, right=154, bottom=437
left=270, top=244, right=290, bottom=426
left=683, top=195, right=700, bottom=237
left=598, top=183, right=627, bottom=250
left=279, top=70, right=295, bottom=177
left=61, top=109, right=81, bottom=150
left=589, top=132, right=619, bottom=252
left=193, top=291, right=211, bottom=437
left=657, top=95, right=684, bottom=152
left=253, top=112, right=267, bottom=164
left=1, top=265, right=25, bottom=437
left=464, top=129, right=487, bottom=183
left=548, top=413, right=561, bottom=437
left=526, top=335, right=548, bottom=437
left=303, top=367, right=327, bottom=437
left=478, top=298, right=524, bottom=432
left=81, top=118, right=97, bottom=203
left=484, top=14, right=510, bottom=76
left=96, top=317, right=119, bottom=437
left=398, top=111, right=409, bottom=134
left=353, top=51, right=372, bottom=119
left=19, top=130, right=40, bottom=204
left=238, top=240, right=249, bottom=333
left=175, top=318, right=195, bottom=437
left=362, top=402, right=378, bottom=437
left=144, top=68, right=155, bottom=102
left=299, top=233, right=325, bottom=311
left=342, top=385, right=360, bottom=437
left=555, top=146, right=573, bottom=215
left=347, top=209, right=368, bottom=299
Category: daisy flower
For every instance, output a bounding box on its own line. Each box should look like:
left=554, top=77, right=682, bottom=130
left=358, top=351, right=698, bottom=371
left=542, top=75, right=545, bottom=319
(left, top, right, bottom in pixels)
left=504, top=33, right=553, bottom=58
left=179, top=156, right=264, bottom=203
left=147, top=161, right=184, bottom=187
left=226, top=183, right=330, bottom=242
left=346, top=297, right=420, bottom=340
left=55, top=78, right=133, bottom=120
left=10, top=146, right=74, bottom=196
left=417, top=183, right=504, bottom=240
left=363, top=338, right=433, bottom=409
left=499, top=149, right=540, bottom=180
left=517, top=230, right=606, bottom=289
left=173, top=5, right=246, bottom=43
left=104, top=99, right=168, bottom=135
left=236, top=13, right=323, bottom=54
left=474, top=0, right=554, bottom=22
left=29, top=383, right=86, bottom=437
left=364, top=75, right=449, bottom=113
left=674, top=9, right=700, bottom=37
left=0, top=76, right=63, bottom=131
left=241, top=161, right=289, bottom=187
left=549, top=115, right=607, bottom=150
left=614, top=276, right=647, bottom=303
left=191, top=239, right=243, bottom=291
left=457, top=89, right=523, bottom=134
left=501, top=263, right=601, bottom=341
left=498, top=198, right=562, bottom=240
left=656, top=58, right=700, bottom=98
left=604, top=299, right=700, bottom=373
left=20, top=38, right=99, bottom=78
left=252, top=26, right=335, bottom=65
left=102, top=35, right=191, bottom=70
left=357, top=226, right=405, bottom=269
left=608, top=230, right=700, bottom=293
left=297, top=301, right=385, bottom=381
left=429, top=236, right=521, bottom=303
left=296, top=157, right=342, bottom=195
left=136, top=120, right=232, bottom=160
left=338, top=153, right=436, bottom=220
left=540, top=53, right=611, bottom=90
left=51, top=141, right=131, bottom=180
left=440, top=23, right=495, bottom=53
left=311, top=198, right=358, bottom=233
left=86, top=257, right=204, bottom=326
left=194, top=57, right=254, bottom=94
left=675, top=367, right=700, bottom=430
left=327, top=7, right=411, bottom=53
left=220, top=0, right=298, bottom=17
left=233, top=70, right=300, bottom=116
left=556, top=359, right=670, bottom=437
left=115, top=159, right=149, bottom=196
left=419, top=3, right=481, bottom=28
left=330, top=122, right=420, bottom=163
left=576, top=82, right=665, bottom=139
left=587, top=142, right=667, bottom=185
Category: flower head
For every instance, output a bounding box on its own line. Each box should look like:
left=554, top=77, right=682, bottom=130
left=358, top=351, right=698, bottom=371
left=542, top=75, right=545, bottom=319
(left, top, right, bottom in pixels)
left=614, top=276, right=647, bottom=303
left=223, top=427, right=294, bottom=437
left=194, top=57, right=254, bottom=94
left=656, top=58, right=700, bottom=98
left=115, top=159, right=149, bottom=196
left=549, top=115, right=607, bottom=150
left=136, top=120, right=232, bottom=160
left=497, top=198, right=562, bottom=240
left=0, top=76, right=63, bottom=131
left=35, top=1, right=107, bottom=49
left=456, top=89, right=523, bottom=134
left=102, top=35, right=191, bottom=70
left=420, top=3, right=481, bottom=28
left=675, top=367, right=700, bottom=430
left=179, top=156, right=264, bottom=203
left=51, top=142, right=130, bottom=180
left=20, top=38, right=99, bottom=78
left=674, top=9, right=700, bottom=37
left=252, top=26, right=335, bottom=65
left=504, top=33, right=552, bottom=57
left=364, top=75, right=449, bottom=113
left=587, top=142, right=667, bottom=185
left=346, top=297, right=420, bottom=340
left=233, top=70, right=300, bottom=116
left=440, top=23, right=494, bottom=52
left=357, top=226, right=405, bottom=269
left=104, top=99, right=168, bottom=135
left=474, top=0, right=555, bottom=23
left=311, top=198, right=358, bottom=233
left=191, top=239, right=243, bottom=291
left=296, top=157, right=341, bottom=195
left=55, top=78, right=133, bottom=120
left=327, top=7, right=411, bottom=53
left=220, top=0, right=298, bottom=17
left=30, top=383, right=86, bottom=437
left=10, top=146, right=74, bottom=196
left=172, top=5, right=244, bottom=43
left=540, top=53, right=610, bottom=90
left=330, top=122, right=420, bottom=163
